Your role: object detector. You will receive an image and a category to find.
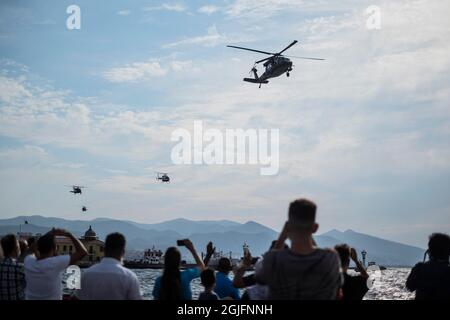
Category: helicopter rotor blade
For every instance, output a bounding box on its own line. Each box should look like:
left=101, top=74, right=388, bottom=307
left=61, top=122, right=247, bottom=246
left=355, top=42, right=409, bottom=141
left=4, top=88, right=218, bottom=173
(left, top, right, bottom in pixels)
left=227, top=45, right=274, bottom=56
left=277, top=40, right=298, bottom=55
left=284, top=55, right=325, bottom=61
left=255, top=57, right=271, bottom=64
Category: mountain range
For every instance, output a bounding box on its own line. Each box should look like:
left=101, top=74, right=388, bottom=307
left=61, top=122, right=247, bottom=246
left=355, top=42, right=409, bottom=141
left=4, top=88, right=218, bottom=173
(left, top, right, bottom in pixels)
left=0, top=215, right=425, bottom=266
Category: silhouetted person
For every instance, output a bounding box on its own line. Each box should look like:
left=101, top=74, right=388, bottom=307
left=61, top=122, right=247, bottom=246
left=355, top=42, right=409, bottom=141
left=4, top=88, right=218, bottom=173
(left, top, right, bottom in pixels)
left=153, top=239, right=205, bottom=300
left=24, top=228, right=87, bottom=300
left=214, top=257, right=240, bottom=300
left=0, top=234, right=26, bottom=300
left=255, top=199, right=342, bottom=299
left=335, top=244, right=369, bottom=300
left=406, top=233, right=450, bottom=300
left=76, top=232, right=142, bottom=300
left=199, top=268, right=219, bottom=300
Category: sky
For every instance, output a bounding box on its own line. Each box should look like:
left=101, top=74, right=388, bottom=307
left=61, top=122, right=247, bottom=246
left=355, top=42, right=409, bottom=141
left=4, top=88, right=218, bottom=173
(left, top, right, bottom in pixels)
left=0, top=0, right=449, bottom=248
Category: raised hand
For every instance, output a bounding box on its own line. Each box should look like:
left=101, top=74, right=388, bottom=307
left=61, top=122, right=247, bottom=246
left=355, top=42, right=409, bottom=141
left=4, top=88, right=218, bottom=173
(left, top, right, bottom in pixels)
left=206, top=241, right=216, bottom=256
left=184, top=239, right=195, bottom=252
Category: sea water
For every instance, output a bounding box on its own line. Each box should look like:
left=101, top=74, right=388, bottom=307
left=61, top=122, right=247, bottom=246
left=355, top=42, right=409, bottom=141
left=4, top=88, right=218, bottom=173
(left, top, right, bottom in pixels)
left=64, top=268, right=415, bottom=300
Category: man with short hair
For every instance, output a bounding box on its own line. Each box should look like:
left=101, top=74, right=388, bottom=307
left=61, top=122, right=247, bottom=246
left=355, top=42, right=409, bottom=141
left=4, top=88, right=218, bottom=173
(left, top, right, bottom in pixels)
left=214, top=257, right=240, bottom=300
left=255, top=199, right=342, bottom=300
left=0, top=234, right=26, bottom=300
left=24, top=228, right=88, bottom=300
left=406, top=233, right=450, bottom=300
left=334, top=244, right=369, bottom=300
left=76, top=232, right=142, bottom=300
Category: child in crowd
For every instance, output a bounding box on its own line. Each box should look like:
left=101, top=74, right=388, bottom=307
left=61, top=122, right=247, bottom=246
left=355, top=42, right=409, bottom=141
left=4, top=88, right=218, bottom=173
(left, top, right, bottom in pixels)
left=199, top=269, right=219, bottom=300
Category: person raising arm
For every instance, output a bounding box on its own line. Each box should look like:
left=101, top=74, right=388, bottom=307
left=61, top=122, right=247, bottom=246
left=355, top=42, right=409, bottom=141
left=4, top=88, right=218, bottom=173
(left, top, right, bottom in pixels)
left=184, top=239, right=205, bottom=271
left=51, top=228, right=88, bottom=266
left=24, top=228, right=87, bottom=300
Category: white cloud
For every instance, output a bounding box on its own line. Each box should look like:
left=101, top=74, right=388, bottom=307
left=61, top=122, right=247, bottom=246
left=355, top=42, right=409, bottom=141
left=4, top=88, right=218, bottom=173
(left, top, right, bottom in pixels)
left=142, top=3, right=186, bottom=12
left=52, top=162, right=86, bottom=169
left=198, top=5, right=221, bottom=15
left=1, top=0, right=449, bottom=245
left=102, top=61, right=167, bottom=83
left=117, top=10, right=131, bottom=16
left=163, top=25, right=225, bottom=48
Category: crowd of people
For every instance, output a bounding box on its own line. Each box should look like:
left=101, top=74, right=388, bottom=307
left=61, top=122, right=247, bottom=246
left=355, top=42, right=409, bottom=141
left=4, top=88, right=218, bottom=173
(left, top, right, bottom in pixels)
left=1, top=198, right=449, bottom=300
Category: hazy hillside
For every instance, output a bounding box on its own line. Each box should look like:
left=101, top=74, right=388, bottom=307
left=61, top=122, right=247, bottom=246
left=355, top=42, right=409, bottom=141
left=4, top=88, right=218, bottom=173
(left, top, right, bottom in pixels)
left=0, top=215, right=425, bottom=265
left=318, top=229, right=425, bottom=266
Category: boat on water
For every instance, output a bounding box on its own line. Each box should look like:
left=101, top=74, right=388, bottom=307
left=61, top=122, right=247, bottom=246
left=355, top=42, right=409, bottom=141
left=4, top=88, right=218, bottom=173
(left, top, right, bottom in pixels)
left=368, top=261, right=387, bottom=270
left=123, top=246, right=164, bottom=269
left=123, top=245, right=245, bottom=270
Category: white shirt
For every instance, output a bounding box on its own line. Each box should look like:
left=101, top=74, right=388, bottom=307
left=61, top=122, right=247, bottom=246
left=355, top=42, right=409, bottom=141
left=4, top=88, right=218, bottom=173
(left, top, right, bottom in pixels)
left=24, top=254, right=71, bottom=300
left=76, top=257, right=142, bottom=300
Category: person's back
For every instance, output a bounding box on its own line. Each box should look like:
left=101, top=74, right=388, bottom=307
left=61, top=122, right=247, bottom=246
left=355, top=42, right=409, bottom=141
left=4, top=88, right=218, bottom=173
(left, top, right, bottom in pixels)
left=199, top=268, right=219, bottom=301
left=77, top=232, right=141, bottom=300
left=24, top=229, right=87, bottom=300
left=406, top=260, right=450, bottom=300
left=215, top=271, right=240, bottom=300
left=258, top=248, right=340, bottom=299
left=255, top=199, right=342, bottom=300
left=214, top=258, right=240, bottom=300
left=77, top=257, right=141, bottom=300
left=406, top=233, right=450, bottom=300
left=24, top=254, right=70, bottom=300
left=0, top=234, right=26, bottom=300
left=335, top=244, right=369, bottom=300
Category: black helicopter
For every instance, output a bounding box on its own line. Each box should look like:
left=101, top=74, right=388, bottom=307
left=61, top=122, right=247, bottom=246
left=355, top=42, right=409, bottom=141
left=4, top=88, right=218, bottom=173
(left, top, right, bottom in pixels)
left=82, top=206, right=87, bottom=212
left=67, top=185, right=86, bottom=194
left=227, top=40, right=324, bottom=88
left=156, top=172, right=170, bottom=183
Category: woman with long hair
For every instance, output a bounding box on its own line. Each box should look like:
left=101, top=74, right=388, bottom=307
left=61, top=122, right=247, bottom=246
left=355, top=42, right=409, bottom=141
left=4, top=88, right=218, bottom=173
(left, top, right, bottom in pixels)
left=153, top=239, right=205, bottom=300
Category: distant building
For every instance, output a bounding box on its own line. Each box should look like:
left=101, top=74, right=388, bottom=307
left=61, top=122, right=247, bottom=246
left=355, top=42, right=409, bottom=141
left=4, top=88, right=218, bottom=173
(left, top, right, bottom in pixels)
left=56, top=226, right=104, bottom=265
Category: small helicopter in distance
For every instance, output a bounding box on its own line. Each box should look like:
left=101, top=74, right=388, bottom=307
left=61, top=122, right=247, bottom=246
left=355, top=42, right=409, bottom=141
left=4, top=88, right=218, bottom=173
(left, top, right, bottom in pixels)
left=81, top=206, right=87, bottom=212
left=227, top=40, right=324, bottom=88
left=156, top=172, right=170, bottom=183
left=67, top=185, right=86, bottom=194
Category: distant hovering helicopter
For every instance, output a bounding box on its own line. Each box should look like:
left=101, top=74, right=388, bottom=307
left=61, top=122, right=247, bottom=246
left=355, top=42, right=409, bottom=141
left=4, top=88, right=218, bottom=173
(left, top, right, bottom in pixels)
left=227, top=40, right=324, bottom=88
left=81, top=206, right=87, bottom=212
left=67, top=185, right=86, bottom=194
left=156, top=172, right=170, bottom=183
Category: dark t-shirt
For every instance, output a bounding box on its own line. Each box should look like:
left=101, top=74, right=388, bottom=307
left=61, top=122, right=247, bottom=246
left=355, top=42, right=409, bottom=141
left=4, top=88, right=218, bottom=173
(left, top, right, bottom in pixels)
left=199, top=291, right=219, bottom=301
left=242, top=274, right=256, bottom=287
left=406, top=260, right=450, bottom=300
left=342, top=273, right=368, bottom=300
left=255, top=248, right=342, bottom=300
